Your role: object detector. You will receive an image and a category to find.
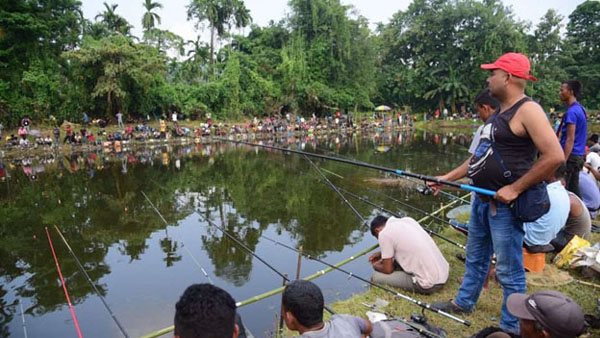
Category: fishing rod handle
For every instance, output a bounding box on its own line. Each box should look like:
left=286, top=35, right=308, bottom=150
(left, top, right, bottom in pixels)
left=460, top=184, right=496, bottom=196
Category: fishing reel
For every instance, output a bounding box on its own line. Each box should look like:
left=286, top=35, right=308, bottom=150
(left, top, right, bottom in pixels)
left=417, top=182, right=433, bottom=195
left=411, top=312, right=428, bottom=325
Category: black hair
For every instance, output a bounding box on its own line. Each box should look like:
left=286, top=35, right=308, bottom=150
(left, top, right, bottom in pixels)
left=370, top=215, right=389, bottom=236
left=589, top=134, right=598, bottom=143
left=553, top=162, right=567, bottom=181
left=282, top=280, right=324, bottom=328
left=474, top=88, right=499, bottom=109
left=562, top=80, right=582, bottom=99
left=174, top=284, right=237, bottom=338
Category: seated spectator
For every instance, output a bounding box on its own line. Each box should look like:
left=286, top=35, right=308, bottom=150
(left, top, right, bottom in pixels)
left=523, top=164, right=570, bottom=249
left=368, top=216, right=448, bottom=294
left=551, top=181, right=592, bottom=252
left=578, top=170, right=600, bottom=218
left=588, top=134, right=600, bottom=153
left=507, top=290, right=586, bottom=338
left=174, top=283, right=248, bottom=338
left=282, top=280, right=372, bottom=337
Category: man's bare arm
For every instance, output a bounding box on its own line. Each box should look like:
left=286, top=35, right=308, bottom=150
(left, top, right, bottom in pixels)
left=563, top=124, right=575, bottom=159
left=428, top=155, right=473, bottom=193
left=495, top=102, right=564, bottom=204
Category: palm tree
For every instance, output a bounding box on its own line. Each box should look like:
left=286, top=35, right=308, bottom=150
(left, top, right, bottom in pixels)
left=95, top=2, right=131, bottom=35
left=142, top=0, right=163, bottom=41
left=187, top=0, right=252, bottom=75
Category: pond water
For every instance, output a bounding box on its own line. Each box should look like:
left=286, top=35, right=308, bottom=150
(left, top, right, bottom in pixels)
left=0, top=129, right=474, bottom=338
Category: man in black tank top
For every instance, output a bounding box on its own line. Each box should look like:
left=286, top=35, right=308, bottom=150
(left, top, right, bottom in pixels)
left=429, top=53, right=564, bottom=333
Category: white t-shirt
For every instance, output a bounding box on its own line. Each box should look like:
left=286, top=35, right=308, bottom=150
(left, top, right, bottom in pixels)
left=468, top=124, right=484, bottom=155
left=378, top=217, right=449, bottom=289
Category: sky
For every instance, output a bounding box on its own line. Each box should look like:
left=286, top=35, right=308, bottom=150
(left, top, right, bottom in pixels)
left=81, top=0, right=585, bottom=48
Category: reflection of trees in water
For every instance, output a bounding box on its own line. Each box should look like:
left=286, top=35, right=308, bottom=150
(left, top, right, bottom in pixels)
left=0, top=285, right=14, bottom=337
left=160, top=237, right=182, bottom=267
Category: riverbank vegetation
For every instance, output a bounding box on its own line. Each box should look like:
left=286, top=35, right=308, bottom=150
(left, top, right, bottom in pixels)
left=1, top=0, right=599, bottom=128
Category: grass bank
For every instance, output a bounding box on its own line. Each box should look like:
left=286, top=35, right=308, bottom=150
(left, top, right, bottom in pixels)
left=415, top=119, right=480, bottom=133
left=318, top=228, right=600, bottom=337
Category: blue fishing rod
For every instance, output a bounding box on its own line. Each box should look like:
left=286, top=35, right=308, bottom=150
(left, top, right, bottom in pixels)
left=218, top=139, right=496, bottom=197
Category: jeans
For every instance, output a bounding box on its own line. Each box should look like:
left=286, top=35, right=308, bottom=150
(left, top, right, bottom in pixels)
left=454, top=198, right=525, bottom=332
left=565, top=155, right=584, bottom=198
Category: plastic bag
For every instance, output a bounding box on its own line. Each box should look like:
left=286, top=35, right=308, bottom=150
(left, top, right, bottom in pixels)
left=553, top=236, right=590, bottom=269
left=571, top=243, right=600, bottom=273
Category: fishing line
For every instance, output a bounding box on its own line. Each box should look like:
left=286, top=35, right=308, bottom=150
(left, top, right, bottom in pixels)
left=53, top=225, right=130, bottom=338
left=143, top=188, right=335, bottom=315
left=260, top=235, right=470, bottom=326
left=216, top=138, right=495, bottom=196
left=19, top=299, right=28, bottom=338
left=45, top=227, right=84, bottom=338
left=304, top=155, right=369, bottom=228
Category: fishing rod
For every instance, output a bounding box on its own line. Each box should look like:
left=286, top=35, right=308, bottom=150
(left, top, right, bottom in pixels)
left=361, top=303, right=445, bottom=338
left=260, top=235, right=470, bottom=326
left=313, top=146, right=469, bottom=204
left=19, top=299, right=28, bottom=338
left=45, top=227, right=84, bottom=338
left=143, top=188, right=335, bottom=315
left=304, top=155, right=369, bottom=229
left=333, top=185, right=466, bottom=250
left=53, top=226, right=130, bottom=338
left=217, top=138, right=496, bottom=197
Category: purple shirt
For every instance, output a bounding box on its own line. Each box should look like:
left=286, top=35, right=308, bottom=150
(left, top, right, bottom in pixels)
left=560, top=102, right=587, bottom=156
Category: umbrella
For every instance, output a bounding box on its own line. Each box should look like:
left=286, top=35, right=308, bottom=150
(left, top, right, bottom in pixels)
left=374, top=105, right=391, bottom=111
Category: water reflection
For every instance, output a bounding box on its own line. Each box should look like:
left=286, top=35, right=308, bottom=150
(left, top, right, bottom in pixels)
left=0, top=129, right=475, bottom=337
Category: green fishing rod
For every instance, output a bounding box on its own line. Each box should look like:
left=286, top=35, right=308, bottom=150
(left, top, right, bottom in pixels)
left=260, top=235, right=470, bottom=326
left=144, top=185, right=336, bottom=315
left=53, top=226, right=130, bottom=338
left=218, top=138, right=496, bottom=197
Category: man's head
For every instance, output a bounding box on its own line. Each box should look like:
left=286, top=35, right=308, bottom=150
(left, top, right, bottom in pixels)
left=370, top=215, right=389, bottom=238
left=559, top=80, right=582, bottom=103
left=548, top=162, right=567, bottom=184
left=507, top=290, right=585, bottom=338
left=282, top=280, right=324, bottom=331
left=587, top=134, right=598, bottom=147
left=174, top=284, right=239, bottom=338
left=481, top=53, right=536, bottom=99
left=474, top=88, right=499, bottom=122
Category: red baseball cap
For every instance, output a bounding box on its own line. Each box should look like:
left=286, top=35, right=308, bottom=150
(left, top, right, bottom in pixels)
left=481, top=52, right=537, bottom=82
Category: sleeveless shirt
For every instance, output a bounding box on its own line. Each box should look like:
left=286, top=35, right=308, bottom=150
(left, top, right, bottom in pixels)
left=468, top=97, right=538, bottom=191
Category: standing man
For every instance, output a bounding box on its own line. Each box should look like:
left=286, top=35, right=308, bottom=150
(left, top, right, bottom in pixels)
left=430, top=53, right=564, bottom=333
left=116, top=111, right=124, bottom=128
left=558, top=80, right=587, bottom=197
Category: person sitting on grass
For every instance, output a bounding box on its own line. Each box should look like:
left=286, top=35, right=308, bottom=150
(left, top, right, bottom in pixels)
left=368, top=215, right=449, bottom=294
left=174, top=283, right=248, bottom=338
left=282, top=280, right=372, bottom=338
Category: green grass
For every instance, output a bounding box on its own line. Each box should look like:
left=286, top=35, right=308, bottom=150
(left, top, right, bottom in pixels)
left=282, top=230, right=600, bottom=337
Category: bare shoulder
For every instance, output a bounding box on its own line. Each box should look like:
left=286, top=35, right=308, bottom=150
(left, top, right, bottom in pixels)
left=518, top=101, right=547, bottom=122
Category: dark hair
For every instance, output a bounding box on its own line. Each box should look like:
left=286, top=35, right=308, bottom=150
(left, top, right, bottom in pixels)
left=562, top=80, right=582, bottom=99
left=474, top=88, right=499, bottom=109
left=370, top=215, right=389, bottom=236
left=589, top=134, right=598, bottom=143
left=282, top=280, right=324, bottom=328
left=553, top=162, right=567, bottom=181
left=174, top=284, right=237, bottom=338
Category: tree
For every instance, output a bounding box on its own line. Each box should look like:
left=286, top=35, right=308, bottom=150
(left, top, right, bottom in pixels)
left=186, top=0, right=252, bottom=71
left=142, top=0, right=163, bottom=41
left=95, top=2, right=132, bottom=35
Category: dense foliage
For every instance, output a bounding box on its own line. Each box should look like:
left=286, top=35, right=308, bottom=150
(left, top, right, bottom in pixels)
left=1, top=0, right=599, bottom=126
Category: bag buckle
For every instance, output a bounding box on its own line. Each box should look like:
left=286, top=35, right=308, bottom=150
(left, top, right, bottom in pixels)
left=503, top=171, right=512, bottom=178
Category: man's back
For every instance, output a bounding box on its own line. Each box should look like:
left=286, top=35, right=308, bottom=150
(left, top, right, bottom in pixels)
left=523, top=181, right=570, bottom=246
left=378, top=217, right=449, bottom=288
left=293, top=315, right=368, bottom=338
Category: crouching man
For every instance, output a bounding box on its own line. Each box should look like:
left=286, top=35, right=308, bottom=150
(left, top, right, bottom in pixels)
left=368, top=216, right=449, bottom=294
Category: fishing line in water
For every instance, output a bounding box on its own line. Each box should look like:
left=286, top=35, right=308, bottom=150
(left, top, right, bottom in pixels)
left=53, top=225, right=130, bottom=338
left=45, top=227, right=84, bottom=338
left=143, top=187, right=336, bottom=315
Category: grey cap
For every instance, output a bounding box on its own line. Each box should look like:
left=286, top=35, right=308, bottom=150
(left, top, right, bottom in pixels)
left=507, top=290, right=585, bottom=338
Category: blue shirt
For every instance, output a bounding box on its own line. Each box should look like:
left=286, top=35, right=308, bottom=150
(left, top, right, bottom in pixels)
left=523, top=181, right=570, bottom=246
left=579, top=171, right=600, bottom=218
left=560, top=102, right=587, bottom=156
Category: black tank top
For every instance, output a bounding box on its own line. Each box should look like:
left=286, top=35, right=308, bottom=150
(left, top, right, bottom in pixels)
left=468, top=97, right=538, bottom=191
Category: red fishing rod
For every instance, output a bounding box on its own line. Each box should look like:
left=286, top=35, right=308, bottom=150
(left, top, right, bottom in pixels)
left=45, top=227, right=84, bottom=338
